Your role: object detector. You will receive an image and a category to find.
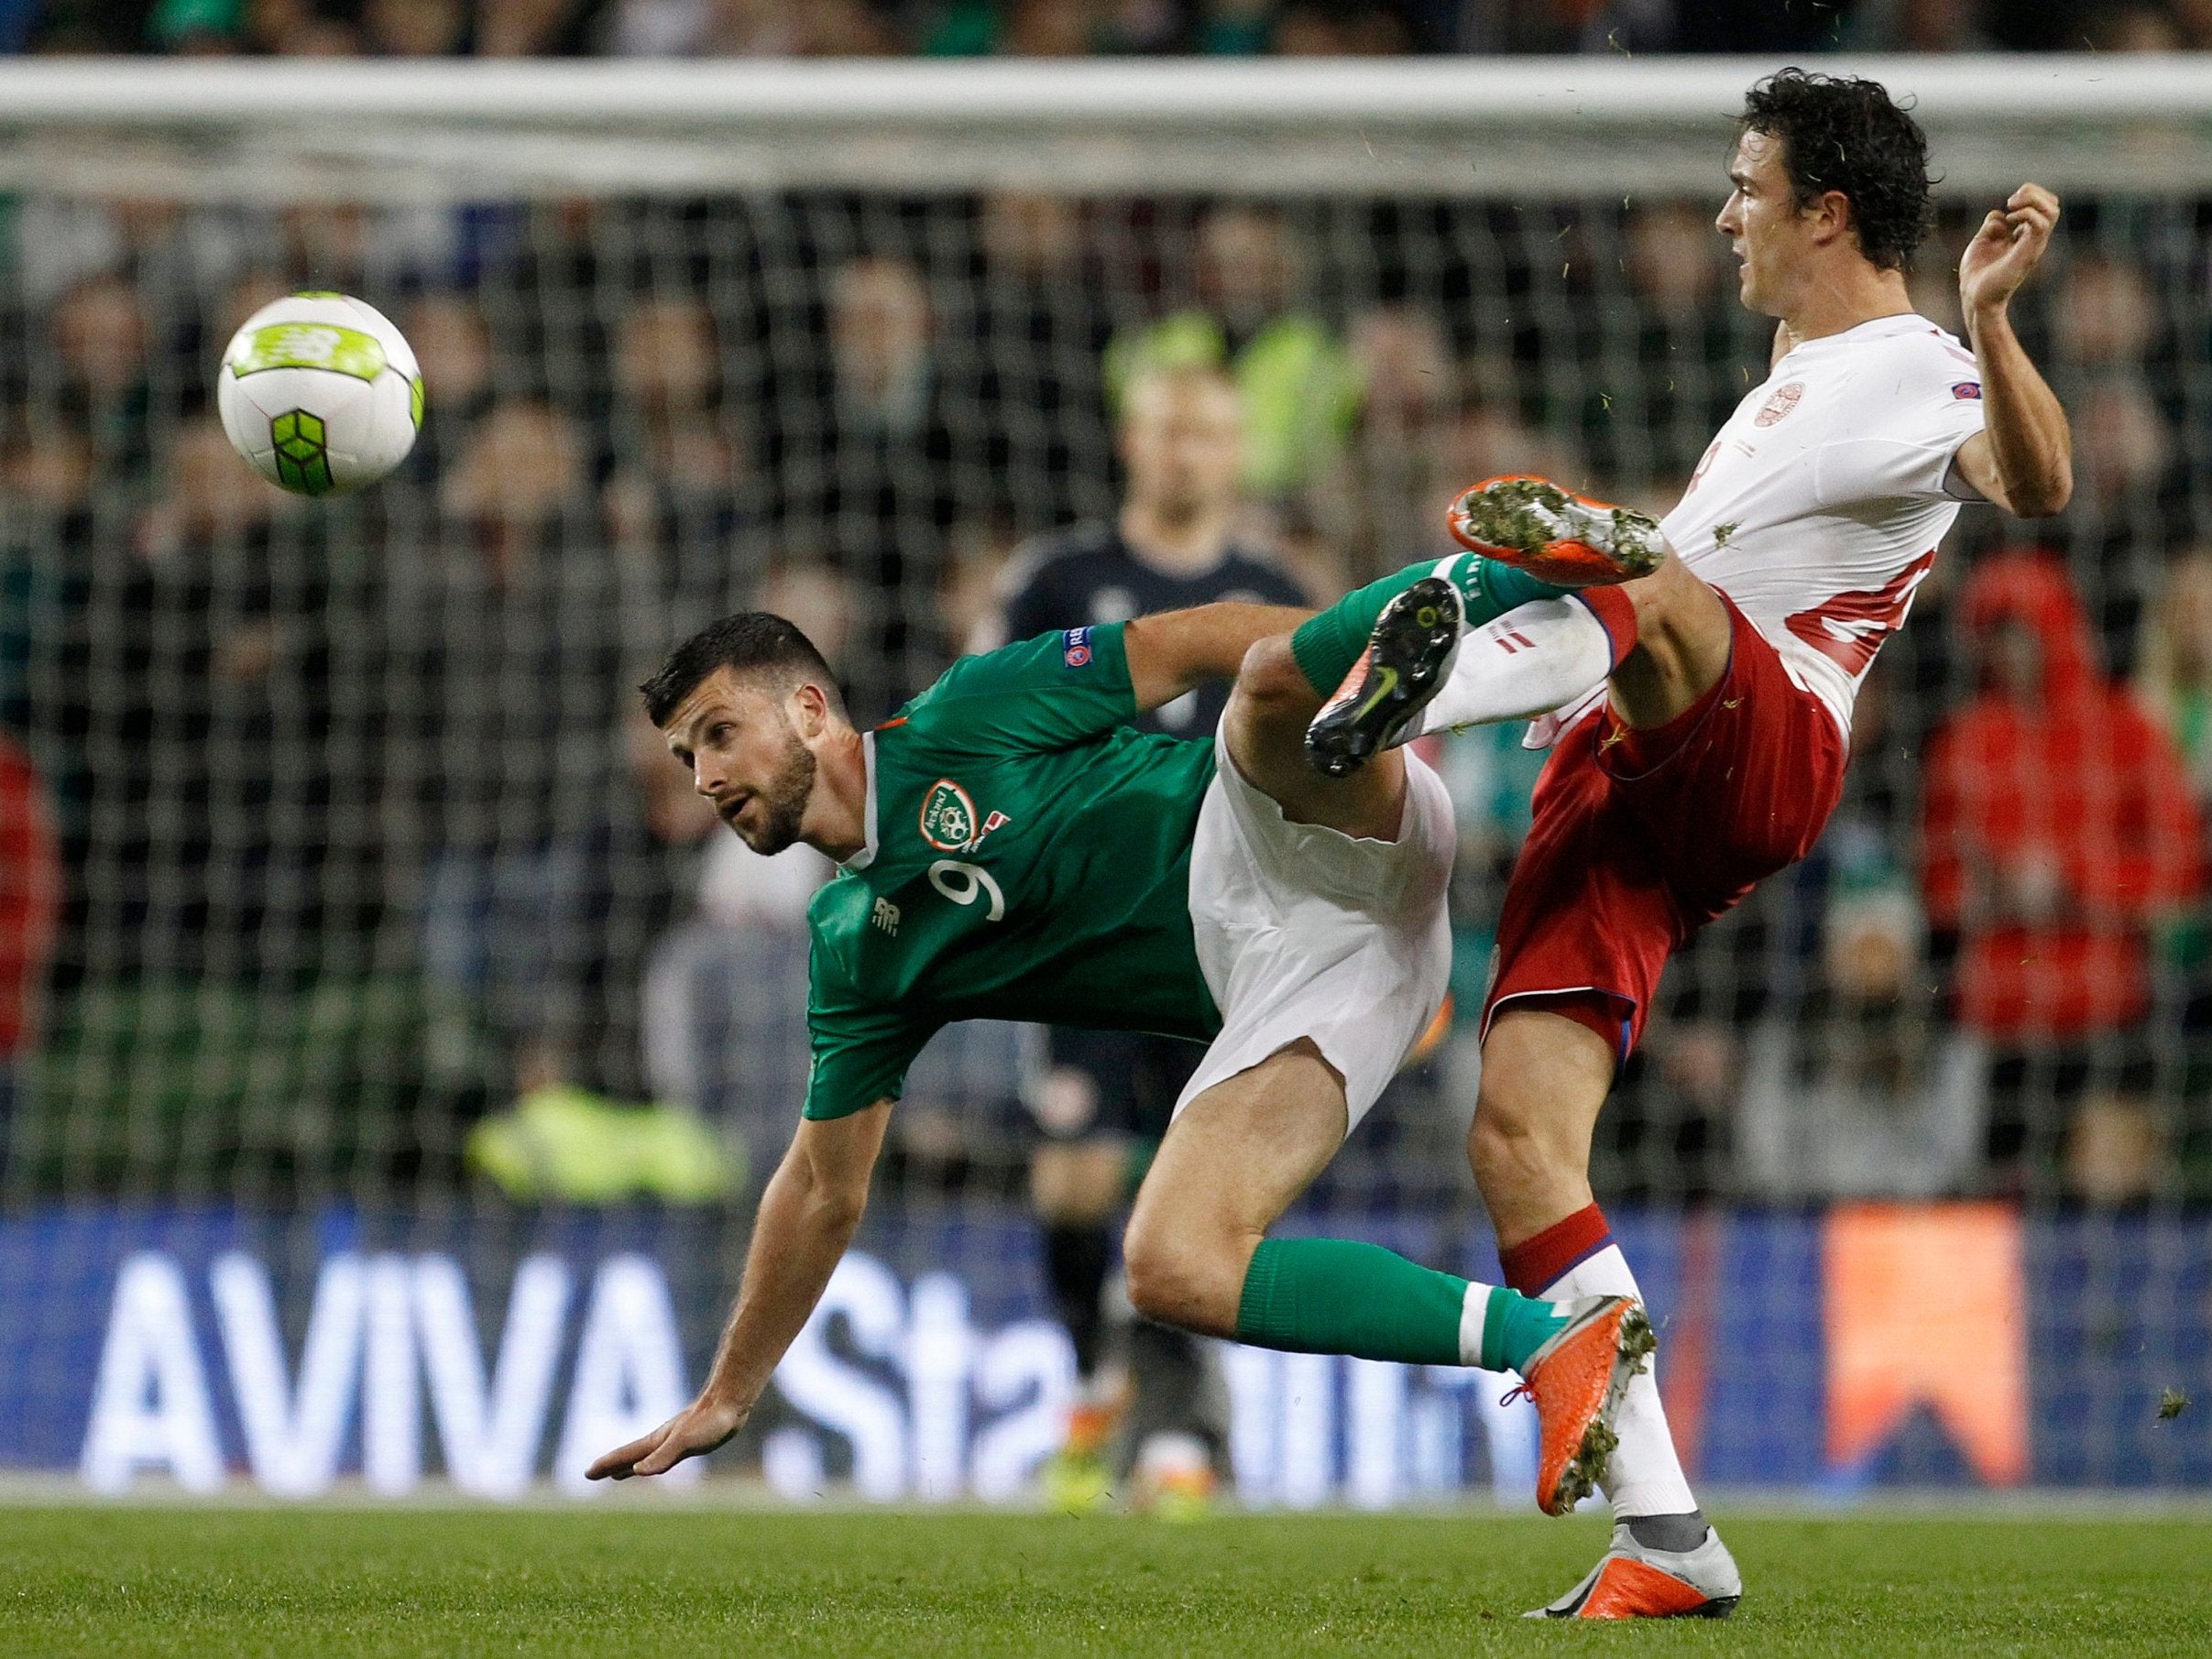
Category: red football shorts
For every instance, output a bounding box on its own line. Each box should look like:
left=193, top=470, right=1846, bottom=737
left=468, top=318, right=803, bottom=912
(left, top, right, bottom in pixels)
left=1481, top=592, right=1847, bottom=1057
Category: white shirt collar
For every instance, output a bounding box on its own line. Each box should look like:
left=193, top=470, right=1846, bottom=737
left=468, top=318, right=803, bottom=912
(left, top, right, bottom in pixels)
left=839, top=729, right=880, bottom=871
left=1782, top=311, right=1939, bottom=363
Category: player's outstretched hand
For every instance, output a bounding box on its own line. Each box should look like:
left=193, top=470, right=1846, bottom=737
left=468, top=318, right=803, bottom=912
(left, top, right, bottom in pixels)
left=586, top=1392, right=747, bottom=1481
left=1960, top=184, right=2060, bottom=317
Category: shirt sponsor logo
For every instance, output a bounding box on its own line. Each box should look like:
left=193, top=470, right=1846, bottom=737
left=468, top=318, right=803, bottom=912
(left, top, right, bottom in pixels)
left=1952, top=380, right=1983, bottom=400
left=1754, top=380, right=1805, bottom=427
left=1062, top=626, right=1094, bottom=668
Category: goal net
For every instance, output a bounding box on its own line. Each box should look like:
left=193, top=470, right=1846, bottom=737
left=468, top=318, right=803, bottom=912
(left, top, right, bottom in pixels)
left=1, top=57, right=2207, bottom=1502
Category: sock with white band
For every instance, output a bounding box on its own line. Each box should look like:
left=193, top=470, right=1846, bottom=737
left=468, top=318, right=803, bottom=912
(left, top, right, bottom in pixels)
left=1403, top=591, right=1632, bottom=743
left=1503, top=1206, right=1701, bottom=1523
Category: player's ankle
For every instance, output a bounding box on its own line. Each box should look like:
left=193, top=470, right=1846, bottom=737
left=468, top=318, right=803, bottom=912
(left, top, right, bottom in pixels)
left=1481, top=1285, right=1574, bottom=1373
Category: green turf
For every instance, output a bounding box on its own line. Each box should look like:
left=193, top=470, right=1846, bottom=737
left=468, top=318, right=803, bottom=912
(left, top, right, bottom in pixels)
left=3, top=1505, right=2208, bottom=1657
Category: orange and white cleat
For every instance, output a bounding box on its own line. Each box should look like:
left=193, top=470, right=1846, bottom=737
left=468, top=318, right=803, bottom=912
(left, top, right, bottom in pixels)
left=1043, top=1395, right=1123, bottom=1513
left=1446, top=475, right=1667, bottom=588
left=1517, top=1293, right=1655, bottom=1517
left=1529, top=1521, right=1742, bottom=1620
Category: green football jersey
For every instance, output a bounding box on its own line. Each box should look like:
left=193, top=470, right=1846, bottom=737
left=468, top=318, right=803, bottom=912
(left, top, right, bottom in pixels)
left=803, top=622, right=1221, bottom=1120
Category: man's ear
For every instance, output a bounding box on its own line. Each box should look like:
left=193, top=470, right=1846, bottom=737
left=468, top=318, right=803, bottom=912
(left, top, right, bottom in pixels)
left=788, top=679, right=832, bottom=739
left=1810, top=189, right=1856, bottom=250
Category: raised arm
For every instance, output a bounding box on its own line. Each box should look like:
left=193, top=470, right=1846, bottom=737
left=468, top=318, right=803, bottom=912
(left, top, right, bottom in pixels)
left=1952, top=183, right=2074, bottom=518
left=586, top=1099, right=892, bottom=1480
left=1123, top=601, right=1313, bottom=714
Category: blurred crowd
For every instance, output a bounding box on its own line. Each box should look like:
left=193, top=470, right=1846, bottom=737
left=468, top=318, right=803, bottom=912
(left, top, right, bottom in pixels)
left=8, top=0, right=2212, bottom=59
left=4, top=176, right=2212, bottom=1211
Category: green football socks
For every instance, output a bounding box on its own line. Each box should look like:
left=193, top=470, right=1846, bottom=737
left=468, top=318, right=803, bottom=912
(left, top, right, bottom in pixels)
left=1288, top=553, right=1571, bottom=698
left=1233, top=1237, right=1573, bottom=1375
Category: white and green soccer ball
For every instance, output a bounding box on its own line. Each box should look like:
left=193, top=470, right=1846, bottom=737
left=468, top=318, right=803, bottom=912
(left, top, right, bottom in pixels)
left=215, top=293, right=423, bottom=496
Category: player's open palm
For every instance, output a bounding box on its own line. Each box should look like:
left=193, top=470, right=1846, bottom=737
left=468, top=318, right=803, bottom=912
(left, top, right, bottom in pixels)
left=586, top=1392, right=748, bottom=1481
left=1960, top=183, right=2060, bottom=315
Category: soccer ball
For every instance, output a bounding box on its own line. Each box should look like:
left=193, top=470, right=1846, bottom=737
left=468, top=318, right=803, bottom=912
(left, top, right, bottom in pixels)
left=215, top=293, right=422, bottom=496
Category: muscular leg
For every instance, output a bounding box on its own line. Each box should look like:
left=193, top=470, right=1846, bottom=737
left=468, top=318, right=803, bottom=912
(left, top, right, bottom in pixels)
left=1236, top=546, right=1578, bottom=839
left=1452, top=558, right=1735, bottom=1538
left=1608, top=552, right=1734, bottom=729
left=1124, top=1042, right=1574, bottom=1374
left=1224, top=635, right=1407, bottom=842
left=1122, top=1042, right=1345, bottom=1336
left=1470, top=1010, right=1612, bottom=1244
left=1473, top=1012, right=1703, bottom=1532
left=1414, top=551, right=1737, bottom=744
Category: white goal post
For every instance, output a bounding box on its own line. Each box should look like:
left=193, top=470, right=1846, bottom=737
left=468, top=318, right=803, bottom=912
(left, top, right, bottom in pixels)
left=2, top=55, right=2210, bottom=201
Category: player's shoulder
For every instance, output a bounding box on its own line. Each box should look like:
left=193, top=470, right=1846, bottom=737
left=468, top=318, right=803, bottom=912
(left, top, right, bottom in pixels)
left=893, top=622, right=1124, bottom=738
left=1835, top=315, right=1980, bottom=387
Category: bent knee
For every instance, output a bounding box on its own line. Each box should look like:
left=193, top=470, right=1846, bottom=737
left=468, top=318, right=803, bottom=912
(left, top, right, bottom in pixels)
left=1121, top=1213, right=1243, bottom=1337
left=1471, top=1076, right=1578, bottom=1185
left=1233, top=633, right=1319, bottom=711
left=1623, top=557, right=1732, bottom=662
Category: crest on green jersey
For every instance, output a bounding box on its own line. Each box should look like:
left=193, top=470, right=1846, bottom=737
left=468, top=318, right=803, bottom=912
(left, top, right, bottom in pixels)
left=919, top=779, right=980, bottom=851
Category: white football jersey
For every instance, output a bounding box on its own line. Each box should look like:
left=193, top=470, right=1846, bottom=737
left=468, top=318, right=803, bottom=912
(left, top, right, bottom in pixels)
left=1531, top=312, right=1987, bottom=748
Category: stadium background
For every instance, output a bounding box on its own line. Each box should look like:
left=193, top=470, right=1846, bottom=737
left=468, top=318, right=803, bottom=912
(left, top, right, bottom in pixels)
left=0, top=2, right=2208, bottom=1507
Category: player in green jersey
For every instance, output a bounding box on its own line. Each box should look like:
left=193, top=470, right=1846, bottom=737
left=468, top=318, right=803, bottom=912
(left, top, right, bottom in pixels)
left=587, top=588, right=1652, bottom=1516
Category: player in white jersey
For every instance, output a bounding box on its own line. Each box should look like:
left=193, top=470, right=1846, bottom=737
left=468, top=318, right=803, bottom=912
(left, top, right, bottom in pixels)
left=1303, top=69, right=2071, bottom=1618
left=1525, top=309, right=1990, bottom=751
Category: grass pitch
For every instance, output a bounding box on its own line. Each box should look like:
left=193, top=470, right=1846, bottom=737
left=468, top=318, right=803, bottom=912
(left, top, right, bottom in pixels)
left=4, top=1503, right=2208, bottom=1657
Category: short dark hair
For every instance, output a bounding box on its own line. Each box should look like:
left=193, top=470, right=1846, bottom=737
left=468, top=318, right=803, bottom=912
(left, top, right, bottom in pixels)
left=1741, top=69, right=1934, bottom=272
left=639, top=612, right=843, bottom=727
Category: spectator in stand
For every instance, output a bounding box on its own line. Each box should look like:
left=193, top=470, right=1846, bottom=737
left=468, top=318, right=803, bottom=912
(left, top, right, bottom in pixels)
left=1105, top=204, right=1360, bottom=512
left=2073, top=376, right=2174, bottom=517
left=476, top=0, right=598, bottom=54
left=1613, top=200, right=1747, bottom=486
left=1271, top=0, right=1415, bottom=53
left=2091, top=3, right=2186, bottom=52
left=1193, top=0, right=1271, bottom=52
left=1922, top=551, right=2203, bottom=1199
left=769, top=253, right=963, bottom=703
left=1341, top=302, right=1457, bottom=573
left=405, top=398, right=623, bottom=1124
left=1845, top=0, right=1998, bottom=52
left=0, top=732, right=60, bottom=1175
left=964, top=191, right=1118, bottom=533
left=975, top=361, right=1307, bottom=1512
left=361, top=0, right=467, bottom=54
left=602, top=293, right=748, bottom=603
left=1451, top=0, right=1674, bottom=53
left=2134, top=549, right=2212, bottom=1196
left=399, top=289, right=496, bottom=480
left=50, top=272, right=153, bottom=481
left=2053, top=251, right=2158, bottom=370
left=1736, top=829, right=1986, bottom=1201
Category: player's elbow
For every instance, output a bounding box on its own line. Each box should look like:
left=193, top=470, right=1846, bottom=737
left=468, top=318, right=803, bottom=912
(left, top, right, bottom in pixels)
left=2008, top=459, right=2072, bottom=518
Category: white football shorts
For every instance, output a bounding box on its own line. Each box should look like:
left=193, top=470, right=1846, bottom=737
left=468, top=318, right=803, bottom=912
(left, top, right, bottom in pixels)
left=1177, top=722, right=1454, bottom=1132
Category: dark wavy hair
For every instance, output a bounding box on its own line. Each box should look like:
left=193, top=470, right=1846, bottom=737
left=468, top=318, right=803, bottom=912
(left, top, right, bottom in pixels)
left=640, top=612, right=843, bottom=726
left=1741, top=69, right=1934, bottom=272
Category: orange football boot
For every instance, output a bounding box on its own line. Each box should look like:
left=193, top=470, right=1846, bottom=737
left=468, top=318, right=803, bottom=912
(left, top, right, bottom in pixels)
left=1446, top=475, right=1667, bottom=588
left=1530, top=1521, right=1742, bottom=1620
left=1515, top=1293, right=1656, bottom=1517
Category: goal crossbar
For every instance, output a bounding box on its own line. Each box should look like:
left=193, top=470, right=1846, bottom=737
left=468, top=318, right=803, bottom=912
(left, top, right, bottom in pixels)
left=1, top=55, right=2207, bottom=201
